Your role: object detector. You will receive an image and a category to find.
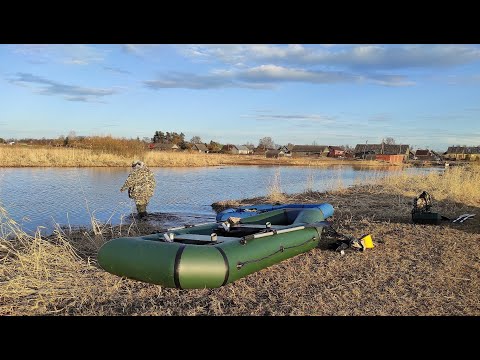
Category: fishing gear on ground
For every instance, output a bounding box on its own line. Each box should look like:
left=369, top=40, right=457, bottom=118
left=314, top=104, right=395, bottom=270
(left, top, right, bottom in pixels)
left=411, top=191, right=475, bottom=225
left=323, top=225, right=374, bottom=252
left=411, top=191, right=449, bottom=225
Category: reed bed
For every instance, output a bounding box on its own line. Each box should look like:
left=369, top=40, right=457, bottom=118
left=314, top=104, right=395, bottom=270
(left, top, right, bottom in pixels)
left=378, top=166, right=480, bottom=207
left=1, top=166, right=479, bottom=315
left=0, top=146, right=403, bottom=168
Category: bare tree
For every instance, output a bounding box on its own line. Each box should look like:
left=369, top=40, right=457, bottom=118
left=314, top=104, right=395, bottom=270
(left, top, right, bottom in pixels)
left=384, top=137, right=396, bottom=145
left=190, top=136, right=202, bottom=144
left=68, top=130, right=77, bottom=140
left=258, top=137, right=275, bottom=149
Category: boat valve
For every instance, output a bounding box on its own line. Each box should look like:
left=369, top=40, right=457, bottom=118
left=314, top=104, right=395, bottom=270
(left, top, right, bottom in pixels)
left=265, top=222, right=271, bottom=229
left=240, top=234, right=254, bottom=245
left=210, top=233, right=218, bottom=242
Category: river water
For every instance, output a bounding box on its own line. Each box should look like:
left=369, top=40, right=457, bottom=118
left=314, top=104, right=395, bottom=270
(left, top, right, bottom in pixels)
left=0, top=165, right=442, bottom=234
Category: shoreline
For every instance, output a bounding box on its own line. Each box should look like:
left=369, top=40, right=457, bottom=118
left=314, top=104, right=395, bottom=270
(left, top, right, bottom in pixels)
left=0, top=146, right=463, bottom=169
left=0, top=146, right=419, bottom=168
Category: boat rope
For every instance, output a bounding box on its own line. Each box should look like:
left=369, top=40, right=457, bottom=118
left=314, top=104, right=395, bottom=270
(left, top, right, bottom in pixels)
left=236, top=236, right=317, bottom=269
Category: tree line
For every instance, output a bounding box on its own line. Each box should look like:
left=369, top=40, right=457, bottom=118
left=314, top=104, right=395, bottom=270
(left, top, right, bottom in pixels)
left=2, top=130, right=400, bottom=152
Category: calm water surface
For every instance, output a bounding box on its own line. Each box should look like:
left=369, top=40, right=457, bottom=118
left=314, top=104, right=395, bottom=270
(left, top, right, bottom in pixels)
left=0, top=165, right=442, bottom=234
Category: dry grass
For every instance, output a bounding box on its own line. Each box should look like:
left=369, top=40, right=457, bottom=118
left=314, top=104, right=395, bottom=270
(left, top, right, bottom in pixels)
left=0, top=147, right=133, bottom=167
left=379, top=165, right=480, bottom=207
left=0, top=146, right=411, bottom=168
left=1, top=166, right=479, bottom=315
left=266, top=168, right=288, bottom=203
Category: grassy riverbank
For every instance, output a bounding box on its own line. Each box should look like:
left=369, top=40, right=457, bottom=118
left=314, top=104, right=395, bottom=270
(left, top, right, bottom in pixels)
left=0, top=146, right=406, bottom=167
left=1, top=166, right=479, bottom=315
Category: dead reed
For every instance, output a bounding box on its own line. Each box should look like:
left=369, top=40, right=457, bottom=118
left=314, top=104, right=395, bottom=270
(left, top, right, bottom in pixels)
left=0, top=145, right=411, bottom=168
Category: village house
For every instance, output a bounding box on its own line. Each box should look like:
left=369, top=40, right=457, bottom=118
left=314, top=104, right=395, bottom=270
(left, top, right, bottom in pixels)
left=290, top=145, right=329, bottom=158
left=236, top=145, right=250, bottom=155
left=278, top=144, right=294, bottom=156
left=221, top=144, right=250, bottom=155
left=243, top=144, right=255, bottom=154
left=354, top=143, right=410, bottom=163
left=253, top=145, right=271, bottom=155
left=149, top=143, right=179, bottom=151
left=327, top=146, right=345, bottom=158
left=444, top=146, right=480, bottom=161
left=414, top=149, right=440, bottom=161
left=191, top=143, right=208, bottom=153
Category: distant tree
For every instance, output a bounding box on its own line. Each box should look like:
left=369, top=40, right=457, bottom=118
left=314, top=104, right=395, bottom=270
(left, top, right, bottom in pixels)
left=0, top=138, right=4, bottom=144
left=208, top=140, right=222, bottom=152
left=190, top=135, right=202, bottom=144
left=172, top=132, right=185, bottom=145
left=384, top=137, right=396, bottom=145
left=152, top=131, right=165, bottom=143
left=153, top=131, right=186, bottom=144
left=258, top=137, right=275, bottom=149
left=68, top=130, right=77, bottom=140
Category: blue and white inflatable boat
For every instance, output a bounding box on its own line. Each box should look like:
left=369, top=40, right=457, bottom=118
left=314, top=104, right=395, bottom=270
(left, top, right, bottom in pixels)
left=216, top=203, right=334, bottom=222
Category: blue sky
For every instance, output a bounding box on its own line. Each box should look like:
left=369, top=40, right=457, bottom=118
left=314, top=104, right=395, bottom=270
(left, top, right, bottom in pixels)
left=1, top=44, right=479, bottom=151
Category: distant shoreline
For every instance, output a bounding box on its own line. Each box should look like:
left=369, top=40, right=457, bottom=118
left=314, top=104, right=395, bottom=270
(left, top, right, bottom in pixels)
left=0, top=146, right=415, bottom=168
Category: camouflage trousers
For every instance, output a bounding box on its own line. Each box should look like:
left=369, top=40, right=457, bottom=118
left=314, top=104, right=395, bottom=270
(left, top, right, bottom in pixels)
left=135, top=202, right=148, bottom=218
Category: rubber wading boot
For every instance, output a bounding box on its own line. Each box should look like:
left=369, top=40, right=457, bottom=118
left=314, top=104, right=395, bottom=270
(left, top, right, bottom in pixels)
left=136, top=204, right=148, bottom=219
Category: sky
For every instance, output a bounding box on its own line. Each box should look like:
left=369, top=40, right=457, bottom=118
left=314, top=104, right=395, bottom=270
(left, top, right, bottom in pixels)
left=1, top=44, right=480, bottom=152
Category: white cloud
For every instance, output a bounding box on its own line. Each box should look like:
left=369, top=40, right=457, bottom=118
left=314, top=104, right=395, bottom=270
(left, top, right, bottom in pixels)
left=12, top=44, right=107, bottom=65
left=144, top=64, right=413, bottom=89
left=238, top=64, right=359, bottom=83
left=178, top=44, right=480, bottom=70
left=9, top=73, right=117, bottom=102
left=121, top=44, right=161, bottom=56
left=144, top=71, right=272, bottom=89
left=243, top=112, right=336, bottom=124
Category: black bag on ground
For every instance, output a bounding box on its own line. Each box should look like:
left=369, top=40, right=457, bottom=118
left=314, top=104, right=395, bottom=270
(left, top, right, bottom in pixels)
left=412, top=211, right=442, bottom=225
left=411, top=191, right=448, bottom=224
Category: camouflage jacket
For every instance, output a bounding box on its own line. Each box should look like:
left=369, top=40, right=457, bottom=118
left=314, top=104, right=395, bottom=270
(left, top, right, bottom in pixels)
left=120, top=167, right=156, bottom=204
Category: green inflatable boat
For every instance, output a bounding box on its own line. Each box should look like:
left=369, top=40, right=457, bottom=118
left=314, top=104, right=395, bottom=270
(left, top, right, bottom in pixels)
left=97, top=205, right=333, bottom=289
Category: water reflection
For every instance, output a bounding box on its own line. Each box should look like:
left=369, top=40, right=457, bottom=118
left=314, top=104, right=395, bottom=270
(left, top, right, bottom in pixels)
left=0, top=165, right=442, bottom=234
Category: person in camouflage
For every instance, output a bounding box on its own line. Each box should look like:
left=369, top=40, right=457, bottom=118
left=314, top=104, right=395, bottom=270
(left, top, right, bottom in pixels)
left=120, top=160, right=156, bottom=219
